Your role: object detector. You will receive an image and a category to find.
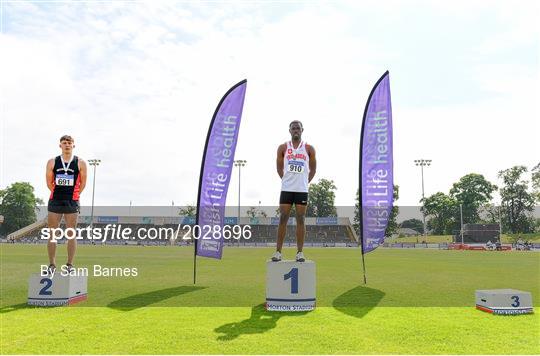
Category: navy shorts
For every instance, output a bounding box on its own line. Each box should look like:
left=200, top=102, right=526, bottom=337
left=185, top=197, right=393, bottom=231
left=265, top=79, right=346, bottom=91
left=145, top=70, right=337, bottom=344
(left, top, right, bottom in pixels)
left=279, top=191, right=308, bottom=205
left=48, top=200, right=80, bottom=214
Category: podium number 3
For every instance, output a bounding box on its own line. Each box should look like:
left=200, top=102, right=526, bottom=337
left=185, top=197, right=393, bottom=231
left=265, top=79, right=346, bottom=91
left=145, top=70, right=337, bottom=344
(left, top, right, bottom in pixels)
left=511, top=295, right=520, bottom=307
left=39, top=278, right=53, bottom=295
left=284, top=268, right=298, bottom=294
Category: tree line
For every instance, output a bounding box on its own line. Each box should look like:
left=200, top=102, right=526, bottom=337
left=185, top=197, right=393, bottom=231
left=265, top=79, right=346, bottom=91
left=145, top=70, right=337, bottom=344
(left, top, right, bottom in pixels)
left=420, top=165, right=539, bottom=234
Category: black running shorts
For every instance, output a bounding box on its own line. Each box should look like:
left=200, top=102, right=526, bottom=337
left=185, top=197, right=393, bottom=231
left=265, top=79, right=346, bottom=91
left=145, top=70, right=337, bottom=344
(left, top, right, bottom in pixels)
left=48, top=199, right=80, bottom=214
left=279, top=191, right=308, bottom=205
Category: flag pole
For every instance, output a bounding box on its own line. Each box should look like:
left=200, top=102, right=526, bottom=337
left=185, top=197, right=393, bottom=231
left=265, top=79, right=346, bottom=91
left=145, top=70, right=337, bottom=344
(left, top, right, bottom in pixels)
left=358, top=70, right=390, bottom=285
left=193, top=79, right=248, bottom=284
left=359, top=232, right=367, bottom=284
left=192, top=87, right=226, bottom=284
left=357, top=190, right=368, bottom=284
left=193, top=240, right=197, bottom=284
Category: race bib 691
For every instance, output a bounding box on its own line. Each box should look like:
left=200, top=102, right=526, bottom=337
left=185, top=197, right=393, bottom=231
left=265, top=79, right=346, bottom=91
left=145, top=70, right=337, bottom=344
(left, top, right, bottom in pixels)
left=55, top=174, right=74, bottom=186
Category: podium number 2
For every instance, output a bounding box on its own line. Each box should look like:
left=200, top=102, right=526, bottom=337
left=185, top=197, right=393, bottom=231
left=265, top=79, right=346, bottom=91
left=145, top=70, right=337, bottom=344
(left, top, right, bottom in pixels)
left=39, top=278, right=53, bottom=295
left=511, top=295, right=520, bottom=307
left=284, top=268, right=298, bottom=294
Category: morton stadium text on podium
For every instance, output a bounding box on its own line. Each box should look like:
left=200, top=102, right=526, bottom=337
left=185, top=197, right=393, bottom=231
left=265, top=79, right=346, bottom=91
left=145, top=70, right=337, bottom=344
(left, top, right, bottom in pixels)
left=28, top=273, right=87, bottom=306
left=266, top=260, right=316, bottom=311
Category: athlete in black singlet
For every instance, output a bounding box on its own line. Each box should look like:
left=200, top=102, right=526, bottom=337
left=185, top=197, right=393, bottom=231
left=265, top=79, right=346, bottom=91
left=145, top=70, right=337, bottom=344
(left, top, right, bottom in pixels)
left=46, top=135, right=87, bottom=273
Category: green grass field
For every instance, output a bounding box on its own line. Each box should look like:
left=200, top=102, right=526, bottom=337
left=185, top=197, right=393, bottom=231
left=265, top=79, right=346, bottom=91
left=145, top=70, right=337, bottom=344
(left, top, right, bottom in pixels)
left=1, top=244, right=539, bottom=354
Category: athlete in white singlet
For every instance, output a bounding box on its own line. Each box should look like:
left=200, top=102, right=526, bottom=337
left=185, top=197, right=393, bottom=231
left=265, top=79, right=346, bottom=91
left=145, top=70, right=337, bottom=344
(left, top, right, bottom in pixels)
left=271, top=121, right=316, bottom=262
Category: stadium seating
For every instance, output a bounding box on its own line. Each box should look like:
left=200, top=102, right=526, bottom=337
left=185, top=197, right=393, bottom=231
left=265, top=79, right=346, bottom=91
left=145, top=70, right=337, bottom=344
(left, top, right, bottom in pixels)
left=7, top=215, right=358, bottom=246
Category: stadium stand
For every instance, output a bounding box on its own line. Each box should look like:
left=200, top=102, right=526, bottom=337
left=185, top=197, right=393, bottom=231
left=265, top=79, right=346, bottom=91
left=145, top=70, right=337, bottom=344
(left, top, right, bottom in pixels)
left=7, top=218, right=47, bottom=241
left=7, top=215, right=358, bottom=246
left=6, top=217, right=539, bottom=250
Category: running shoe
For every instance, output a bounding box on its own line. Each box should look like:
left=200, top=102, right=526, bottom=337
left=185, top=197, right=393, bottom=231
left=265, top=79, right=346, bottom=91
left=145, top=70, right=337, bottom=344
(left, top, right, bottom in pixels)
left=271, top=251, right=282, bottom=262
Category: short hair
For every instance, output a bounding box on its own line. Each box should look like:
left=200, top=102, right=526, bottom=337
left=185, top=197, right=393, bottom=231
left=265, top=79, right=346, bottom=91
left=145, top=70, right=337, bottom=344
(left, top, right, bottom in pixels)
left=289, top=120, right=303, bottom=128
left=59, top=135, right=74, bottom=143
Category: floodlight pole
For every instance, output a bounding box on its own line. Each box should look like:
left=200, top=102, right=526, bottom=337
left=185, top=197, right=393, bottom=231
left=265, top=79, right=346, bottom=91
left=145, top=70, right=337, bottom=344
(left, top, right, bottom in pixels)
left=414, top=159, right=432, bottom=239
left=88, top=159, right=101, bottom=232
left=460, top=203, right=464, bottom=245
left=498, top=205, right=503, bottom=244
left=234, top=160, right=247, bottom=227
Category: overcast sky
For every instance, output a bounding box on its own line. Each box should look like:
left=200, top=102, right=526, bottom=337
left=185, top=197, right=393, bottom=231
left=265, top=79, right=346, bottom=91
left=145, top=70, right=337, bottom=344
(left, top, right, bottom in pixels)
left=1, top=1, right=538, bottom=208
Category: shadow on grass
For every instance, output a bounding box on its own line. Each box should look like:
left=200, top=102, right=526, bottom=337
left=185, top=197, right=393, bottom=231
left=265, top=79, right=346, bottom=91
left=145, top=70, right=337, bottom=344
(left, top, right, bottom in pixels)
left=0, top=303, right=31, bottom=314
left=214, top=303, right=309, bottom=341
left=108, top=285, right=206, bottom=311
left=332, top=285, right=385, bottom=319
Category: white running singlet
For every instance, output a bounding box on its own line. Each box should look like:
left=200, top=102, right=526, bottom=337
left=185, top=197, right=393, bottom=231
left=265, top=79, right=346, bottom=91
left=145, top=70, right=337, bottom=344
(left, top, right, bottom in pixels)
left=281, top=141, right=310, bottom=193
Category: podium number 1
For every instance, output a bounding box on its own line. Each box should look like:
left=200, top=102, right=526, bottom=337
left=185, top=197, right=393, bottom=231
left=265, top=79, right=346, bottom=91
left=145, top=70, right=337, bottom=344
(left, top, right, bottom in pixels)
left=39, top=278, right=53, bottom=295
left=284, top=268, right=298, bottom=294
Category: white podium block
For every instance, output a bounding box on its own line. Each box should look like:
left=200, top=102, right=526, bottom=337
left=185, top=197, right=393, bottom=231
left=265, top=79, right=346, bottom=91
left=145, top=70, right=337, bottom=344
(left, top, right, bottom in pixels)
left=266, top=260, right=316, bottom=312
left=28, top=273, right=87, bottom=306
left=476, top=289, right=533, bottom=315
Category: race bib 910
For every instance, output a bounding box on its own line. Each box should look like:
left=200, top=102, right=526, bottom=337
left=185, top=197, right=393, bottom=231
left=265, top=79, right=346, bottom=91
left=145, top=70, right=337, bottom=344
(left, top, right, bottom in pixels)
left=55, top=174, right=74, bottom=186
left=288, top=161, right=305, bottom=174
